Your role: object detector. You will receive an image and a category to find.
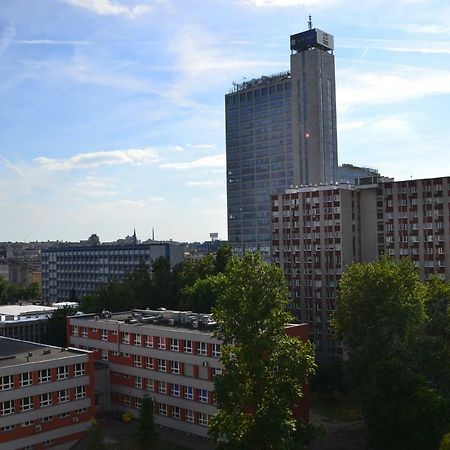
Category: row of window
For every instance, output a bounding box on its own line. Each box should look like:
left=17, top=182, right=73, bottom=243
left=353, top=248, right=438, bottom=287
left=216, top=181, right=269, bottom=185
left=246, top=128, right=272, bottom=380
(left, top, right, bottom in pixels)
left=0, top=364, right=85, bottom=390
left=0, top=407, right=88, bottom=432
left=73, top=326, right=221, bottom=357
left=0, top=387, right=87, bottom=415
left=116, top=394, right=211, bottom=426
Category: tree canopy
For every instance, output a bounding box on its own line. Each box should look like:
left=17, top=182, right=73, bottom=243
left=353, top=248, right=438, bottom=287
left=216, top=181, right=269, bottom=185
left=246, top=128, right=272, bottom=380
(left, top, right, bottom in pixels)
left=209, top=253, right=316, bottom=450
left=334, top=257, right=450, bottom=450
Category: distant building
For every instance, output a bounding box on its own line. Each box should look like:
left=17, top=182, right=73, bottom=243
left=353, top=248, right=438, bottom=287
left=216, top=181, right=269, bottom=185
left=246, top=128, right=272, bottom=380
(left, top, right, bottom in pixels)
left=0, top=260, right=41, bottom=288
left=272, top=175, right=450, bottom=361
left=68, top=309, right=310, bottom=437
left=226, top=24, right=338, bottom=260
left=0, top=337, right=95, bottom=450
left=41, top=237, right=184, bottom=303
left=338, top=163, right=380, bottom=184
left=0, top=304, right=57, bottom=343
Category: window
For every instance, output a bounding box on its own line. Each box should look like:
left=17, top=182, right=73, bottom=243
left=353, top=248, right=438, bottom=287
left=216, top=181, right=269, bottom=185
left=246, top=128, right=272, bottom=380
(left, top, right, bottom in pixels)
left=171, top=361, right=180, bottom=375
left=20, top=372, right=32, bottom=387
left=134, top=355, right=142, bottom=367
left=58, top=411, right=70, bottom=418
left=172, top=406, right=181, bottom=419
left=75, top=386, right=86, bottom=399
left=157, top=336, right=165, bottom=350
left=81, top=327, right=88, bottom=337
left=20, top=397, right=34, bottom=411
left=1, top=424, right=15, bottom=432
left=74, top=363, right=85, bottom=376
left=123, top=395, right=131, bottom=407
left=172, top=384, right=180, bottom=397
left=185, top=386, right=193, bottom=400
left=111, top=330, right=118, bottom=335
left=41, top=416, right=53, bottom=423
left=135, top=397, right=142, bottom=409
left=43, top=440, right=55, bottom=447
left=72, top=325, right=78, bottom=336
left=0, top=375, right=13, bottom=390
left=134, top=376, right=142, bottom=389
left=57, top=366, right=69, bottom=380
left=145, top=336, right=153, bottom=348
left=58, top=389, right=69, bottom=403
left=158, top=359, right=166, bottom=372
left=199, top=413, right=209, bottom=426
left=198, top=342, right=207, bottom=356
left=1, top=400, right=14, bottom=415
left=101, top=350, right=108, bottom=361
left=199, top=389, right=208, bottom=403
left=212, top=343, right=221, bottom=357
left=40, top=393, right=52, bottom=407
left=158, top=381, right=167, bottom=394
left=101, top=330, right=108, bottom=341
left=22, top=420, right=33, bottom=427
left=122, top=332, right=129, bottom=344
left=146, top=379, right=154, bottom=392
left=213, top=367, right=223, bottom=376
left=134, top=334, right=141, bottom=346
left=146, top=357, right=154, bottom=370
left=159, top=403, right=168, bottom=416
left=184, top=340, right=192, bottom=353
left=170, top=338, right=179, bottom=351
left=39, top=369, right=51, bottom=383
left=185, top=409, right=194, bottom=423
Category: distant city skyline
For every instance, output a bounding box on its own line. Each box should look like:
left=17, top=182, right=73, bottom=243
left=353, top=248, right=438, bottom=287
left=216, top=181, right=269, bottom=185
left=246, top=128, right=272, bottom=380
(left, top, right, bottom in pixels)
left=1, top=0, right=450, bottom=242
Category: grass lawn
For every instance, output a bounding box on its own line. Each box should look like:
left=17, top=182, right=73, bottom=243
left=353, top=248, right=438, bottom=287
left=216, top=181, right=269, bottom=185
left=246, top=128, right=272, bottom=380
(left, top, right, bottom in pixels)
left=311, top=394, right=362, bottom=423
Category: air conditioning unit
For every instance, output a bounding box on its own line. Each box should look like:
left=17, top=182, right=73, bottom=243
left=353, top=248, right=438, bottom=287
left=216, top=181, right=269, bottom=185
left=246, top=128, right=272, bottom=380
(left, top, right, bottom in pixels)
left=73, top=416, right=79, bottom=423
left=35, top=424, right=42, bottom=432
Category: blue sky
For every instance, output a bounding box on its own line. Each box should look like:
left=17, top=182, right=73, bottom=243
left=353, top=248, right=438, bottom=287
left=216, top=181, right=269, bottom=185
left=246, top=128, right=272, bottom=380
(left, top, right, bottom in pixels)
left=1, top=0, right=450, bottom=243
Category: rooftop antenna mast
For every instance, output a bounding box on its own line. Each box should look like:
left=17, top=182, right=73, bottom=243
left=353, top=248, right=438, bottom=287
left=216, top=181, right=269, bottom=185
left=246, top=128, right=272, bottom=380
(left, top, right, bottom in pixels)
left=308, top=15, right=313, bottom=30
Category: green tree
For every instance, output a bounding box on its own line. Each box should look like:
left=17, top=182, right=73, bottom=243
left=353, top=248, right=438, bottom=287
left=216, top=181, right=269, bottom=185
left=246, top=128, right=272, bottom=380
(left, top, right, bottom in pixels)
left=86, top=420, right=106, bottom=450
left=181, top=275, right=221, bottom=313
left=44, top=306, right=76, bottom=347
left=209, top=253, right=316, bottom=450
left=334, top=258, right=450, bottom=450
left=214, top=243, right=232, bottom=274
left=137, top=395, right=158, bottom=449
left=0, top=277, right=8, bottom=304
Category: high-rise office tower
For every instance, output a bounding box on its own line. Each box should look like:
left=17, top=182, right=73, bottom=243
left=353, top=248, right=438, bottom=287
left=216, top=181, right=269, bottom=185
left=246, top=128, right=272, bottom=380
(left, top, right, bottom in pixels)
left=226, top=24, right=338, bottom=258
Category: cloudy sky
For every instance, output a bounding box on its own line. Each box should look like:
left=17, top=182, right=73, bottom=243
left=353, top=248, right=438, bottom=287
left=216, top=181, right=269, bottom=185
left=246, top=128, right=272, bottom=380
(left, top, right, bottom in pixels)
left=1, top=0, right=450, bottom=243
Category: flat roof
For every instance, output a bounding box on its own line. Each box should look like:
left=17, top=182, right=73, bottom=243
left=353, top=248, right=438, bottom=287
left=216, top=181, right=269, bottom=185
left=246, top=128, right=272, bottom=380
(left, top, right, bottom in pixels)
left=0, top=304, right=56, bottom=316
left=0, top=337, right=88, bottom=368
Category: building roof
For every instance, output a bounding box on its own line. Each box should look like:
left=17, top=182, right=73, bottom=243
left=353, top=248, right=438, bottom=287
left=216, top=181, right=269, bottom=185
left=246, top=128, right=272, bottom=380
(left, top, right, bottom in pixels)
left=0, top=304, right=56, bottom=317
left=0, top=337, right=89, bottom=368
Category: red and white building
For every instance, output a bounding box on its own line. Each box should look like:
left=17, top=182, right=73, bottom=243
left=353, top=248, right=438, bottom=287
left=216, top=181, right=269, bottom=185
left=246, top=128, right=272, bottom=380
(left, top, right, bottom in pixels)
left=68, top=309, right=310, bottom=437
left=272, top=176, right=450, bottom=361
left=0, top=337, right=95, bottom=450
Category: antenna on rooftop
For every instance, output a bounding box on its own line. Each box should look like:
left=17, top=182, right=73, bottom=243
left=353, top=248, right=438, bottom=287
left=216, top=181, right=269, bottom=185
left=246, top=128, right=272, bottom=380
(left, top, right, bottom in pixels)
left=308, top=15, right=313, bottom=30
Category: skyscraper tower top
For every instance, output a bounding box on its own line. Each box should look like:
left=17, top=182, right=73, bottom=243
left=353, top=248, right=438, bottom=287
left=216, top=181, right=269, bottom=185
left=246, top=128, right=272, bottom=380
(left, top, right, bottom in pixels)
left=290, top=27, right=334, bottom=53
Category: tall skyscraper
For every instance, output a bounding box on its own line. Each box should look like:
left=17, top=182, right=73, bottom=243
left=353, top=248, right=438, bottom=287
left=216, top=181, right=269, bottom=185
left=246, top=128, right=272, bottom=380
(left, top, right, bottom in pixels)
left=226, top=24, right=338, bottom=258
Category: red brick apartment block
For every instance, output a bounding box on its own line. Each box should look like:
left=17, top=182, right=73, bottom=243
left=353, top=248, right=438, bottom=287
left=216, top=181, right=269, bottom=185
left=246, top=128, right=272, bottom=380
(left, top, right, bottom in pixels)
left=0, top=337, right=95, bottom=450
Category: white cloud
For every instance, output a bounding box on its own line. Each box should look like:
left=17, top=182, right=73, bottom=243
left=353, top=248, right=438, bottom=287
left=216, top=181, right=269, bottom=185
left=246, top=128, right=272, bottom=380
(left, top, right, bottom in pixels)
left=238, top=0, right=336, bottom=6
left=34, top=148, right=160, bottom=171
left=186, top=180, right=223, bottom=187
left=0, top=25, right=15, bottom=55
left=339, top=37, right=450, bottom=55
left=337, top=65, right=450, bottom=112
left=64, top=0, right=152, bottom=18
left=160, top=154, right=225, bottom=170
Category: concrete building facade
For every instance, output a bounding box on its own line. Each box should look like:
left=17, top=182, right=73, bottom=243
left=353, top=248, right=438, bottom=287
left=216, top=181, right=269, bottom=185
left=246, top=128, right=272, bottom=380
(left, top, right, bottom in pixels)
left=41, top=242, right=184, bottom=303
left=226, top=26, right=338, bottom=259
left=0, top=338, right=94, bottom=450
left=272, top=176, right=450, bottom=360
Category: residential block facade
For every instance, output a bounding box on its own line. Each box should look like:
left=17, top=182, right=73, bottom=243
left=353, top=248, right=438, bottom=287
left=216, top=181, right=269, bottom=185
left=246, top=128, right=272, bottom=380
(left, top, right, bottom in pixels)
left=0, top=338, right=94, bottom=450
left=272, top=176, right=450, bottom=360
